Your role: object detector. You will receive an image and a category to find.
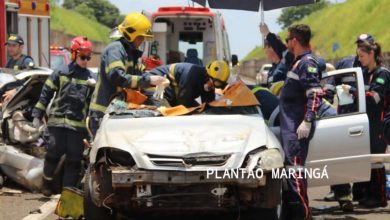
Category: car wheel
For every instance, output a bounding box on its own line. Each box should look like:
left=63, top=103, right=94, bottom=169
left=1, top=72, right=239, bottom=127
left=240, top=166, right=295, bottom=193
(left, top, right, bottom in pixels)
left=83, top=166, right=115, bottom=220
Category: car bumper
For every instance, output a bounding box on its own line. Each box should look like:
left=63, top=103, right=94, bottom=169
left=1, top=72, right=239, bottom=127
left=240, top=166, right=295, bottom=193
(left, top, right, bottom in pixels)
left=111, top=167, right=267, bottom=188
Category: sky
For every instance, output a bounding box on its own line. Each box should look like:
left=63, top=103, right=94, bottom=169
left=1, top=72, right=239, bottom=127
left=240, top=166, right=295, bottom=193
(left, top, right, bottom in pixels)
left=109, top=0, right=345, bottom=59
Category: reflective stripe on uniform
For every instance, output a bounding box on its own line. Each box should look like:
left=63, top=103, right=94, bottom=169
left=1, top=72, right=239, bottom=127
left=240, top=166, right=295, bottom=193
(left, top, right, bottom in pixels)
left=35, top=101, right=46, bottom=111
left=45, top=79, right=58, bottom=90
left=106, top=60, right=126, bottom=73
left=48, top=117, right=86, bottom=128
left=306, top=87, right=323, bottom=96
left=89, top=102, right=107, bottom=113
left=287, top=71, right=299, bottom=81
left=59, top=76, right=88, bottom=85
left=90, top=80, right=102, bottom=109
left=131, top=75, right=139, bottom=88
left=372, top=91, right=381, bottom=104
left=168, top=64, right=179, bottom=97
left=125, top=60, right=134, bottom=70
left=71, top=78, right=88, bottom=85
left=251, top=86, right=269, bottom=94
left=322, top=98, right=336, bottom=109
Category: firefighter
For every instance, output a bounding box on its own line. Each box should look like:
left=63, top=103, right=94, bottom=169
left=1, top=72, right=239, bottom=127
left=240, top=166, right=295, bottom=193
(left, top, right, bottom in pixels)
left=259, top=23, right=294, bottom=86
left=345, top=35, right=389, bottom=208
left=88, top=12, right=165, bottom=137
left=2, top=34, right=35, bottom=102
left=279, top=24, right=322, bottom=220
left=148, top=61, right=229, bottom=107
left=32, top=36, right=95, bottom=197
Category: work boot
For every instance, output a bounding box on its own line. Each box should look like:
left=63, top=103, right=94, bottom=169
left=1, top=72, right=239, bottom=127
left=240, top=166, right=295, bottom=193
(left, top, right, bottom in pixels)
left=339, top=201, right=354, bottom=212
left=359, top=198, right=388, bottom=208
left=41, top=178, right=52, bottom=197
left=323, top=191, right=335, bottom=201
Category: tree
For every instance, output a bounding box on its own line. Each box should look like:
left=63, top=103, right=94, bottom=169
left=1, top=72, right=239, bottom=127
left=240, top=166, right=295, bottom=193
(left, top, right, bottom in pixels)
left=63, top=0, right=123, bottom=28
left=75, top=3, right=96, bottom=21
left=277, top=0, right=330, bottom=29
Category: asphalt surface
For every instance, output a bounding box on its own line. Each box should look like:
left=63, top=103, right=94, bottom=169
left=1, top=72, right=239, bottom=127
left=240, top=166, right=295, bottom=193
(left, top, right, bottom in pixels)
left=1, top=179, right=390, bottom=220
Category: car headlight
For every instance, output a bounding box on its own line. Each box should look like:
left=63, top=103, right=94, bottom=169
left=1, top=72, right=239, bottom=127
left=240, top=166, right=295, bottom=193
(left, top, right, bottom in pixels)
left=105, top=148, right=136, bottom=167
left=258, top=149, right=284, bottom=170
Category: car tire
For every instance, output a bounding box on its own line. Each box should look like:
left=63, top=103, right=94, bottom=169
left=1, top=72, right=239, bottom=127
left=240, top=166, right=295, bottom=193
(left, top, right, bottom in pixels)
left=83, top=166, right=115, bottom=220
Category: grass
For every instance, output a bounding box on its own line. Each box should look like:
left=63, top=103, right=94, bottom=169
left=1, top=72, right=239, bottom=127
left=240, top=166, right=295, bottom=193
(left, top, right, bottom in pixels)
left=50, top=6, right=111, bottom=43
left=243, top=0, right=390, bottom=61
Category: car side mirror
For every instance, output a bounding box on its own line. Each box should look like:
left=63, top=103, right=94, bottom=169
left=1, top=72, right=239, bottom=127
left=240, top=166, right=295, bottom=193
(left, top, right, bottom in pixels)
left=231, top=54, right=238, bottom=67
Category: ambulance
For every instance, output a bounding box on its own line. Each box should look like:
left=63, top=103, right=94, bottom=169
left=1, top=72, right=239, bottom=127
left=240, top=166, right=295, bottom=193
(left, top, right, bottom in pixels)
left=142, top=6, right=238, bottom=68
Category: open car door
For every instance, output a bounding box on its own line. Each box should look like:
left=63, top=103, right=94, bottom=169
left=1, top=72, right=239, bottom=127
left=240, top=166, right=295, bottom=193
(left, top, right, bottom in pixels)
left=270, top=67, right=390, bottom=187
left=306, top=67, right=390, bottom=186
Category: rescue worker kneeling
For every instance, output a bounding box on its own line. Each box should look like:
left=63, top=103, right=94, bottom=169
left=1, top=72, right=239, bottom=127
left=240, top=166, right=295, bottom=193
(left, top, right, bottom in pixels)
left=147, top=61, right=230, bottom=107
left=32, top=37, right=95, bottom=197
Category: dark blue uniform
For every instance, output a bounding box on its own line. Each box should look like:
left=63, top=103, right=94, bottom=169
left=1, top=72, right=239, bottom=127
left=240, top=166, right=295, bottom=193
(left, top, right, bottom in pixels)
left=33, top=62, right=94, bottom=188
left=148, top=63, right=214, bottom=107
left=279, top=52, right=322, bottom=219
left=5, top=54, right=34, bottom=70
left=384, top=111, right=390, bottom=143
left=265, top=32, right=294, bottom=85
left=356, top=66, right=390, bottom=206
left=89, top=38, right=151, bottom=135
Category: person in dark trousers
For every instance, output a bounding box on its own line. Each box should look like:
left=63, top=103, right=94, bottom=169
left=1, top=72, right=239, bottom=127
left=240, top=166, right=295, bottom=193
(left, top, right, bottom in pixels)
left=32, top=36, right=95, bottom=197
left=348, top=35, right=389, bottom=208
left=88, top=12, right=165, bottom=137
left=2, top=34, right=35, bottom=102
left=384, top=112, right=390, bottom=144
left=279, top=24, right=322, bottom=220
left=259, top=23, right=294, bottom=86
left=148, top=61, right=230, bottom=107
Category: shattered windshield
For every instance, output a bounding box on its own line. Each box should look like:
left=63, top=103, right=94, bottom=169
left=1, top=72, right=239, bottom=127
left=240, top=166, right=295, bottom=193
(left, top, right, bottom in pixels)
left=107, top=98, right=260, bottom=118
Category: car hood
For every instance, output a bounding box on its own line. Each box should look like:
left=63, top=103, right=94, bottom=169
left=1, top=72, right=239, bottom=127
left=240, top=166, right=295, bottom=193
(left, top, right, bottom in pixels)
left=91, top=114, right=281, bottom=171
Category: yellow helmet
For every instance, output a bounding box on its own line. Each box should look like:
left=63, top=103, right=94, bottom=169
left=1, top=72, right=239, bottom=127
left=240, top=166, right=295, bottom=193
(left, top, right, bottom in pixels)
left=118, top=12, right=153, bottom=42
left=206, top=61, right=230, bottom=87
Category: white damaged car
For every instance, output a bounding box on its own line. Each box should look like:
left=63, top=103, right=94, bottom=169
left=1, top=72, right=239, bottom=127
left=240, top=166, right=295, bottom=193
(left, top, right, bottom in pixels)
left=84, top=86, right=285, bottom=219
left=84, top=68, right=390, bottom=220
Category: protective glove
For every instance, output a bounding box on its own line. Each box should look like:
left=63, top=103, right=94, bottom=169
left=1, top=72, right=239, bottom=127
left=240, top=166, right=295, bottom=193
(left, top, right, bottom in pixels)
left=259, top=23, right=270, bottom=36
left=150, top=75, right=166, bottom=86
left=86, top=78, right=96, bottom=87
left=33, top=117, right=42, bottom=129
left=153, top=77, right=170, bottom=100
left=341, top=84, right=351, bottom=93
left=296, top=120, right=312, bottom=140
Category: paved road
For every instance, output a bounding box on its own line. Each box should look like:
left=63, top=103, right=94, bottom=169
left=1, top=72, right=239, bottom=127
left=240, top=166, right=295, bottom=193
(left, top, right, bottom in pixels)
left=1, top=180, right=389, bottom=220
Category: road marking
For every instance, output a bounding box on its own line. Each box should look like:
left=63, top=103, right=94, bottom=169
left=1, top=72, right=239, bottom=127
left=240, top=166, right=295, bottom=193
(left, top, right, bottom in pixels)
left=22, top=195, right=60, bottom=220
